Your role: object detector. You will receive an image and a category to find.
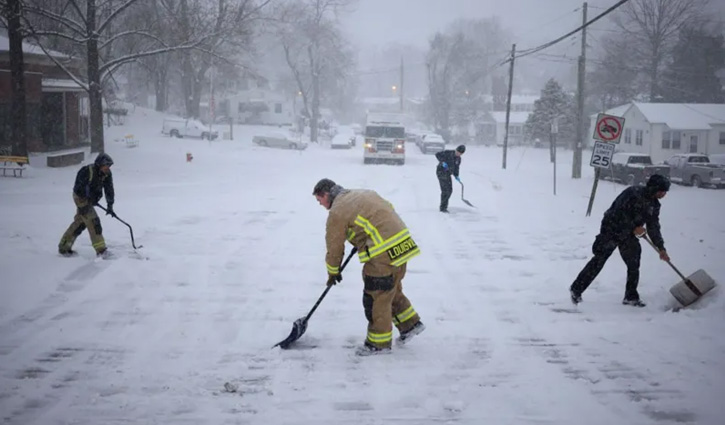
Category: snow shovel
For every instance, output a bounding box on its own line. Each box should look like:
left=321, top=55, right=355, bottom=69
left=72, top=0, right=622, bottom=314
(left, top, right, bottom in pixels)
left=273, top=247, right=358, bottom=349
left=642, top=234, right=716, bottom=307
left=458, top=180, right=475, bottom=208
left=96, top=204, right=143, bottom=250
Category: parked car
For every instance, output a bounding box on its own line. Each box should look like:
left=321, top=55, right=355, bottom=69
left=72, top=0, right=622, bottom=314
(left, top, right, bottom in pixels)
left=419, top=133, right=446, bottom=154
left=665, top=154, right=725, bottom=188
left=602, top=153, right=670, bottom=186
left=162, top=118, right=218, bottom=140
left=252, top=131, right=308, bottom=150
left=331, top=131, right=356, bottom=149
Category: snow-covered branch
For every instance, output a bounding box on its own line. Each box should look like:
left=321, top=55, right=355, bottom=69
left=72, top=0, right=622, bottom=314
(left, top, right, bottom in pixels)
left=97, top=0, right=142, bottom=35
left=31, top=29, right=87, bottom=45
left=24, top=4, right=86, bottom=36
left=99, top=29, right=168, bottom=51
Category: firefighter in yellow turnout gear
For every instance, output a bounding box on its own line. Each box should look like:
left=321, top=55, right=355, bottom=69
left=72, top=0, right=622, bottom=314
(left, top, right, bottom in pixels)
left=58, top=153, right=116, bottom=257
left=313, top=178, right=425, bottom=355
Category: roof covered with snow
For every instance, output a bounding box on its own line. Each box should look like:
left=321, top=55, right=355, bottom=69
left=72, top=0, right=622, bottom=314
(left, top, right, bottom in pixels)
left=633, top=103, right=725, bottom=130
left=598, top=102, right=725, bottom=130
left=488, top=111, right=531, bottom=124
left=0, top=34, right=70, bottom=58
left=482, top=94, right=539, bottom=105
left=42, top=78, right=86, bottom=92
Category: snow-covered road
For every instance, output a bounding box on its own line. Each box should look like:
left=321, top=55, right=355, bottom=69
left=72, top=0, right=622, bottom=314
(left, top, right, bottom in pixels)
left=1, top=110, right=724, bottom=424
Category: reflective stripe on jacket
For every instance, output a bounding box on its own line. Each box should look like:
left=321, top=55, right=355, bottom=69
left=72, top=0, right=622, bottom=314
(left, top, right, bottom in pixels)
left=325, top=189, right=420, bottom=274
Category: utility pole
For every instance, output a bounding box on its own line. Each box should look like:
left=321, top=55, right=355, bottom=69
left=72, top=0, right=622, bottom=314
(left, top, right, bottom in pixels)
left=400, top=56, right=405, bottom=112
left=502, top=43, right=516, bottom=170
left=573, top=2, right=587, bottom=179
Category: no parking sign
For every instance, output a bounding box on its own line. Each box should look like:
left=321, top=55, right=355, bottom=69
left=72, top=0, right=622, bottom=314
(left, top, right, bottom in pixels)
left=593, top=113, right=625, bottom=144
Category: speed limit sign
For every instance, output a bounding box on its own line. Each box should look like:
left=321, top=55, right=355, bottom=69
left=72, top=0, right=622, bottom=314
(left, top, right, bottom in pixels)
left=590, top=141, right=615, bottom=169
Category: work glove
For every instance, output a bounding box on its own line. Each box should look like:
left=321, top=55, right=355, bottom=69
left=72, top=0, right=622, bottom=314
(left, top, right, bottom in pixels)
left=327, top=273, right=342, bottom=287
left=105, top=204, right=117, bottom=218
left=441, top=162, right=449, bottom=170
left=455, top=176, right=461, bottom=182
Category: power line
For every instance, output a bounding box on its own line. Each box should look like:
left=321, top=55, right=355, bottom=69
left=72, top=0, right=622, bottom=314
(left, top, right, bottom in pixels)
left=508, top=0, right=631, bottom=63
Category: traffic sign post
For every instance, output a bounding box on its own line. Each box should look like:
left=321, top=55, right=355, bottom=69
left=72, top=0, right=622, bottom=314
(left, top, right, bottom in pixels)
left=593, top=113, right=625, bottom=144
left=590, top=141, right=615, bottom=169
left=586, top=113, right=624, bottom=216
left=551, top=119, right=558, bottom=195
left=585, top=141, right=616, bottom=216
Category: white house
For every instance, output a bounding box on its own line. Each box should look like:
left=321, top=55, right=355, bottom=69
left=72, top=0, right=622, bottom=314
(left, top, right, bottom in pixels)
left=591, top=102, right=725, bottom=164
left=470, top=94, right=537, bottom=145
left=482, top=94, right=538, bottom=113
left=218, top=88, right=295, bottom=127
left=479, top=112, right=530, bottom=146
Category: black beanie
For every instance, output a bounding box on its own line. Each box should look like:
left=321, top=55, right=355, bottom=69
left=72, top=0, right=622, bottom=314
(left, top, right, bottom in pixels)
left=646, top=174, right=670, bottom=192
left=456, top=145, right=466, bottom=153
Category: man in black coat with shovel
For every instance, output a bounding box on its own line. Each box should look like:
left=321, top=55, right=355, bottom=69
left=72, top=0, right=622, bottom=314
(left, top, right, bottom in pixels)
left=570, top=174, right=672, bottom=307
left=435, top=145, right=465, bottom=213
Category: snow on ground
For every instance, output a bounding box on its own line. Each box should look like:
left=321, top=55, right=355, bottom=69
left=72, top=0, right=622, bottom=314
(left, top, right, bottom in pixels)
left=1, top=107, right=724, bottom=425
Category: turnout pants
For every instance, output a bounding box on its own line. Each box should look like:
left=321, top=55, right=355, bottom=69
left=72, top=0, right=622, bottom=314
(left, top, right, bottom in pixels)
left=362, top=262, right=421, bottom=349
left=438, top=174, right=453, bottom=211
left=58, top=194, right=106, bottom=254
left=570, top=233, right=642, bottom=300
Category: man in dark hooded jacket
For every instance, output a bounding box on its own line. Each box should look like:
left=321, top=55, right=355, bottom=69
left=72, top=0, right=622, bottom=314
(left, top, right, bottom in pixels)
left=435, top=145, right=466, bottom=213
left=58, top=153, right=116, bottom=257
left=570, top=174, right=672, bottom=307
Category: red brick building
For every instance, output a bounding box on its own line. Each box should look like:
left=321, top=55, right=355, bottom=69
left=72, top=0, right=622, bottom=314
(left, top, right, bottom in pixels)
left=0, top=34, right=87, bottom=152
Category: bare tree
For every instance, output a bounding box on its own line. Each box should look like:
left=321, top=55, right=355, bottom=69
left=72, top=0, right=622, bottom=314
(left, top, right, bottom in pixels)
left=167, top=0, right=271, bottom=119
left=20, top=0, right=238, bottom=153
left=587, top=34, right=641, bottom=110
left=614, top=0, right=706, bottom=101
left=426, top=32, right=464, bottom=138
left=276, top=0, right=355, bottom=143
left=0, top=0, right=28, bottom=156
left=425, top=18, right=510, bottom=140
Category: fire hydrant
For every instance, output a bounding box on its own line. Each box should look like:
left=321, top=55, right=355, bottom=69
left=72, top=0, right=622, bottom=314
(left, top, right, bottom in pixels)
left=186, top=152, right=193, bottom=162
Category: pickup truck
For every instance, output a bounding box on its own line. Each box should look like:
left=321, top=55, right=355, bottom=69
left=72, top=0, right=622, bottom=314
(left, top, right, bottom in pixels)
left=665, top=154, right=724, bottom=188
left=162, top=118, right=218, bottom=140
left=602, top=153, right=670, bottom=186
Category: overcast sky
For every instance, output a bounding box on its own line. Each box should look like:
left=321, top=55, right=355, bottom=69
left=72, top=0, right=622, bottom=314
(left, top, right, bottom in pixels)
left=341, top=0, right=725, bottom=50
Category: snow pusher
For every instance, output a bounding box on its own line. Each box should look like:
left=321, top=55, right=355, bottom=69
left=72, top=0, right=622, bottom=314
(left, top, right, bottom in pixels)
left=642, top=234, right=716, bottom=308
left=459, top=180, right=475, bottom=208
left=273, top=248, right=357, bottom=349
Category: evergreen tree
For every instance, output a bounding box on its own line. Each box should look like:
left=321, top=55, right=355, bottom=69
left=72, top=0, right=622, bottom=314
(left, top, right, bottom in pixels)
left=525, top=79, right=576, bottom=145
left=661, top=27, right=725, bottom=103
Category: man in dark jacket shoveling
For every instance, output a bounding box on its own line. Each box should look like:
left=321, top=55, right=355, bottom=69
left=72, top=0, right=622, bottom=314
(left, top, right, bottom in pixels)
left=435, top=145, right=465, bottom=213
left=570, top=174, right=672, bottom=307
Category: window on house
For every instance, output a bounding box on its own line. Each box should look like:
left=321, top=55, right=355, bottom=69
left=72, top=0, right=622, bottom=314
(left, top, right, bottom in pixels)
left=274, top=103, right=282, bottom=114
left=672, top=131, right=681, bottom=150
left=720, top=132, right=725, bottom=145
left=662, top=131, right=671, bottom=149
left=624, top=128, right=631, bottom=144
left=635, top=129, right=643, bottom=146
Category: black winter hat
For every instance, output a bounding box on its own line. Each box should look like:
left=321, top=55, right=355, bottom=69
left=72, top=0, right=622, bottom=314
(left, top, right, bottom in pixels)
left=95, top=152, right=114, bottom=167
left=313, top=178, right=337, bottom=195
left=646, top=174, right=670, bottom=192
left=456, top=145, right=466, bottom=153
